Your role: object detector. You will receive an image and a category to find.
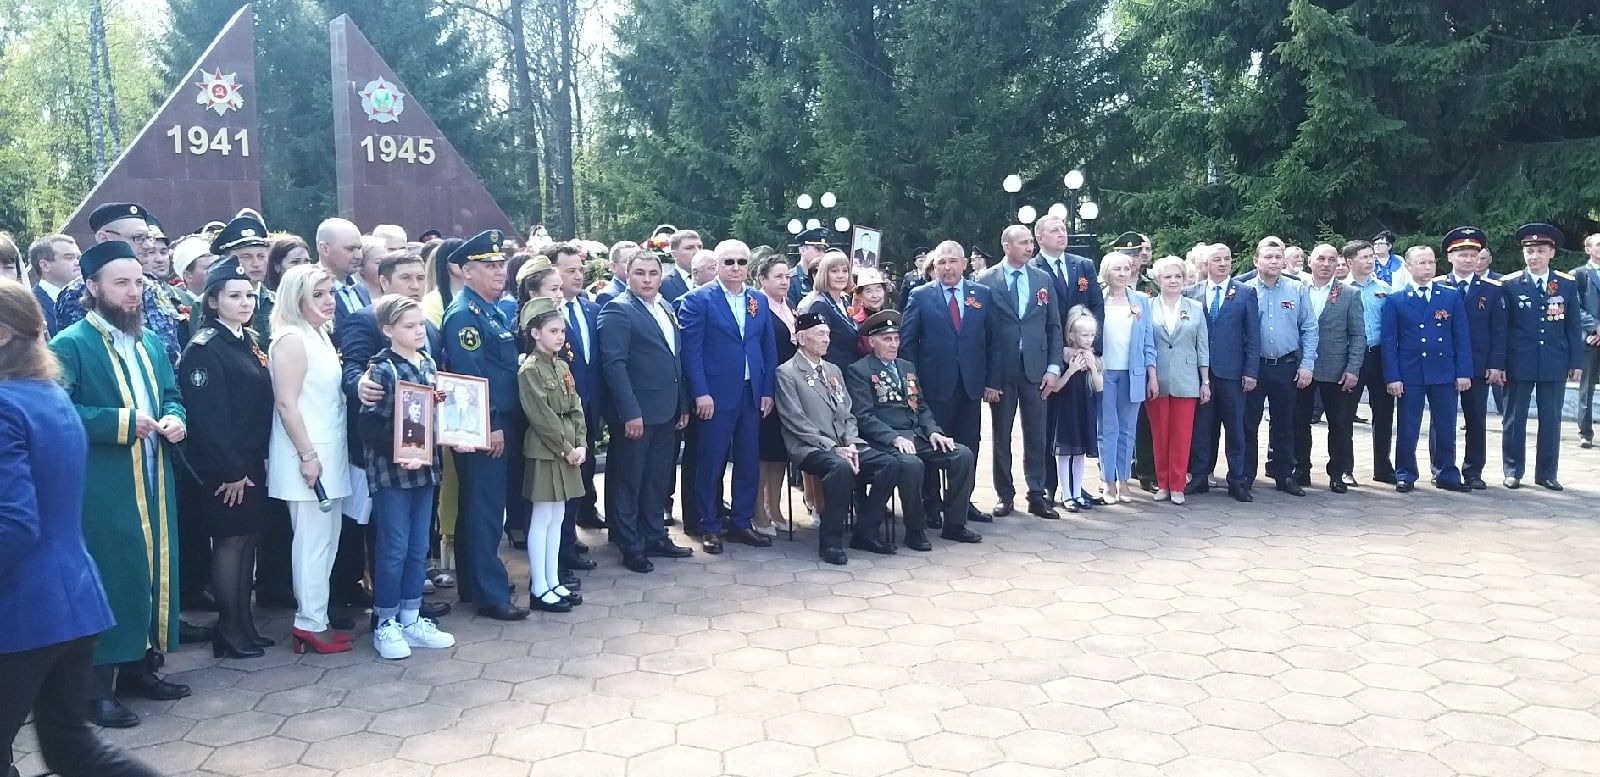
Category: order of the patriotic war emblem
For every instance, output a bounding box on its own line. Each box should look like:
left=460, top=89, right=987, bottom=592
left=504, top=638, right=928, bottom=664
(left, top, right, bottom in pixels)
left=360, top=77, right=405, bottom=123
left=195, top=69, right=244, bottom=115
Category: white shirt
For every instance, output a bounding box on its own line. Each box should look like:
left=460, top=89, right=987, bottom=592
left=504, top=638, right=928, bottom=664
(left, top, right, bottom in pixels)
left=1308, top=281, right=1333, bottom=319
left=565, top=298, right=591, bottom=363
left=1154, top=296, right=1182, bottom=335
left=642, top=296, right=676, bottom=354
left=38, top=279, right=64, bottom=302
left=721, top=282, right=751, bottom=379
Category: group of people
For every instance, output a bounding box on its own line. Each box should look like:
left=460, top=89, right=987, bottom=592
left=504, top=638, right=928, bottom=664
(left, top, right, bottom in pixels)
left=2, top=193, right=1597, bottom=777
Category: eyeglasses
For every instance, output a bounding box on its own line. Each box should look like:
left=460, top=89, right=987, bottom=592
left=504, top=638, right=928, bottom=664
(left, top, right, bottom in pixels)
left=723, top=258, right=750, bottom=266
left=105, top=228, right=155, bottom=244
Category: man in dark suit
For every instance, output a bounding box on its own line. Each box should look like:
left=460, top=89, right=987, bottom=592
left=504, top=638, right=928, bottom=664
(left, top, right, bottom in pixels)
left=1572, top=232, right=1600, bottom=447
left=679, top=239, right=778, bottom=555
left=1382, top=246, right=1473, bottom=492
left=975, top=225, right=1063, bottom=519
left=1185, top=244, right=1262, bottom=501
left=788, top=228, right=830, bottom=306
left=598, top=252, right=692, bottom=572
left=552, top=243, right=604, bottom=569
left=1032, top=214, right=1104, bottom=502
left=1441, top=227, right=1507, bottom=489
left=660, top=228, right=699, bottom=303
left=901, top=242, right=1000, bottom=530
left=28, top=234, right=80, bottom=338
left=594, top=241, right=638, bottom=308
left=1500, top=223, right=1584, bottom=490
left=1292, top=244, right=1365, bottom=492
left=847, top=311, right=980, bottom=549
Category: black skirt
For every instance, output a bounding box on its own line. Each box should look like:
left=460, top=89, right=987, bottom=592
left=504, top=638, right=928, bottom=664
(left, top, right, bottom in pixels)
left=191, top=466, right=270, bottom=538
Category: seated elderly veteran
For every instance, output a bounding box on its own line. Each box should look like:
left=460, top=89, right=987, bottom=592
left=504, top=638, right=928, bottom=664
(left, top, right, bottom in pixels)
left=775, top=311, right=906, bottom=565
left=845, top=311, right=981, bottom=551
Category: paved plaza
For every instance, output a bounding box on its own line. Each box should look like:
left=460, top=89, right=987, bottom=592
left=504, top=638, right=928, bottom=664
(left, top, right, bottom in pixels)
left=15, top=413, right=1600, bottom=777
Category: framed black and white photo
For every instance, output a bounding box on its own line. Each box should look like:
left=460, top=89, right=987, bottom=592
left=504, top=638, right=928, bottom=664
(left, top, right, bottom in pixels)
left=434, top=372, right=491, bottom=451
left=851, top=226, right=882, bottom=267
left=394, top=381, right=435, bottom=466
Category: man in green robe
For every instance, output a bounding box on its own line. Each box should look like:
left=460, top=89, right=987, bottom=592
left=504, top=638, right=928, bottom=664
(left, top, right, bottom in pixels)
left=50, top=240, right=191, bottom=729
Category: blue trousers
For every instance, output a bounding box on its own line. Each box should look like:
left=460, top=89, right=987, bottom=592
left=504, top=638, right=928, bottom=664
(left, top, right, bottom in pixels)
left=1189, top=377, right=1249, bottom=490
left=695, top=383, right=759, bottom=535
left=454, top=450, right=510, bottom=608
left=1099, top=370, right=1140, bottom=483
left=1502, top=379, right=1566, bottom=481
left=372, top=484, right=435, bottom=620
left=1395, top=382, right=1461, bottom=485
left=605, top=421, right=676, bottom=559
left=1460, top=376, right=1491, bottom=481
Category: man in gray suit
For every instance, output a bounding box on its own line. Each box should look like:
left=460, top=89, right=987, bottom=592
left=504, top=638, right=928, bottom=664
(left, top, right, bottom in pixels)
left=1292, top=243, right=1366, bottom=492
left=776, top=312, right=906, bottom=565
left=598, top=252, right=692, bottom=574
left=1573, top=233, right=1600, bottom=446
left=976, top=225, right=1063, bottom=519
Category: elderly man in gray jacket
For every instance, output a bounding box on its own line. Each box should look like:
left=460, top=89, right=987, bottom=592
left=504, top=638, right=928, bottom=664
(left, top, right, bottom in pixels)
left=1292, top=243, right=1366, bottom=492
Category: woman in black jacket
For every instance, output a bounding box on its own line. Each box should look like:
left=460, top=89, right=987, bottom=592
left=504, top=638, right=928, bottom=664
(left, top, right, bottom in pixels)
left=176, top=258, right=276, bottom=659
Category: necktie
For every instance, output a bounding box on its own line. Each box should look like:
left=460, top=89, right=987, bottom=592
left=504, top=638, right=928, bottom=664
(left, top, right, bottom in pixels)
left=1052, top=259, right=1069, bottom=298
left=1209, top=285, right=1222, bottom=321
left=1421, top=286, right=1429, bottom=304
left=566, top=300, right=585, bottom=362
left=1011, top=269, right=1025, bottom=312
left=947, top=287, right=962, bottom=332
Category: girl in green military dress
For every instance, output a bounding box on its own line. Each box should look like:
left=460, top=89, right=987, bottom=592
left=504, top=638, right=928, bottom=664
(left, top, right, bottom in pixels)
left=516, top=297, right=586, bottom=613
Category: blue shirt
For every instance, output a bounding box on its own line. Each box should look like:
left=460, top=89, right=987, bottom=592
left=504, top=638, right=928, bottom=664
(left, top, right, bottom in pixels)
left=940, top=279, right=968, bottom=321
left=1349, top=275, right=1392, bottom=345
left=721, top=282, right=750, bottom=379
left=1247, top=275, right=1319, bottom=370
left=1374, top=252, right=1404, bottom=286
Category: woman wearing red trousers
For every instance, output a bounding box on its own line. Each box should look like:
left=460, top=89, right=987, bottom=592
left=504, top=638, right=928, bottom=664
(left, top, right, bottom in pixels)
left=1146, top=256, right=1211, bottom=504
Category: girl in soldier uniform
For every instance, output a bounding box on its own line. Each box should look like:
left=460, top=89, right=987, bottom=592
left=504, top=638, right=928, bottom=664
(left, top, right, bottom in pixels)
left=177, top=258, right=275, bottom=658
left=516, top=298, right=587, bottom=613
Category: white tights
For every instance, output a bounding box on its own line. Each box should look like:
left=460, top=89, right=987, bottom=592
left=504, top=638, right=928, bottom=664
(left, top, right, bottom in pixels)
left=527, top=502, right=568, bottom=604
left=1055, top=455, right=1087, bottom=503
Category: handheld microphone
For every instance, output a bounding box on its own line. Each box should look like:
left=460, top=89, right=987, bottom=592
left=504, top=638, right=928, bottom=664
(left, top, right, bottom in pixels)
left=313, top=479, right=332, bottom=513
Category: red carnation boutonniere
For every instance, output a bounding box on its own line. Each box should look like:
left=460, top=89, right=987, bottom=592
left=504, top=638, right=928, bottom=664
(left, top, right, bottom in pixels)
left=1434, top=309, right=1450, bottom=321
left=1327, top=285, right=1340, bottom=305
left=1035, top=289, right=1049, bottom=307
left=1280, top=300, right=1294, bottom=310
left=1548, top=279, right=1560, bottom=296
left=176, top=304, right=191, bottom=322
left=1129, top=305, right=1141, bottom=319
left=562, top=370, right=576, bottom=396
left=746, top=295, right=759, bottom=318
left=1077, top=276, right=1090, bottom=292
left=1225, top=286, right=1237, bottom=302
left=964, top=296, right=983, bottom=310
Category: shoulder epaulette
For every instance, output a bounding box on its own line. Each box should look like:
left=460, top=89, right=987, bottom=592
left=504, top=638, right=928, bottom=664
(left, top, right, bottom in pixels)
left=191, top=328, right=216, bottom=346
left=1555, top=270, right=1575, bottom=281
left=1480, top=277, right=1501, bottom=286
left=1501, top=270, right=1524, bottom=281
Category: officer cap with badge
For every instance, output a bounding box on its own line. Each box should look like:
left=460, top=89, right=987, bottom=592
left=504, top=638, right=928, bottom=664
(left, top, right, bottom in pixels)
left=80, top=240, right=141, bottom=279
left=88, top=202, right=152, bottom=232
left=862, top=310, right=902, bottom=338
left=1516, top=223, right=1564, bottom=248
left=1442, top=226, right=1487, bottom=254
left=211, top=210, right=270, bottom=255
left=203, top=256, right=252, bottom=295
left=419, top=228, right=443, bottom=243
left=796, top=227, right=831, bottom=249
left=796, top=311, right=827, bottom=332
left=447, top=229, right=507, bottom=265
left=1114, top=231, right=1151, bottom=253
left=519, top=296, right=560, bottom=332
left=147, top=218, right=170, bottom=246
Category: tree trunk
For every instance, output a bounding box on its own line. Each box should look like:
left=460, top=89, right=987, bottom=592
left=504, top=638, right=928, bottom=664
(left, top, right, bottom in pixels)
left=508, top=0, right=543, bottom=229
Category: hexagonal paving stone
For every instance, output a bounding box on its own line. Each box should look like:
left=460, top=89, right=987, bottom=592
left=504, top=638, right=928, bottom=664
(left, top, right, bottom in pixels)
left=725, top=740, right=820, bottom=777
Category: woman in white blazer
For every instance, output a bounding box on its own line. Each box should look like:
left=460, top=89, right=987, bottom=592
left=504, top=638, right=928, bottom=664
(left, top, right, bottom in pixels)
left=1095, top=252, right=1157, bottom=503
left=1146, top=256, right=1211, bottom=504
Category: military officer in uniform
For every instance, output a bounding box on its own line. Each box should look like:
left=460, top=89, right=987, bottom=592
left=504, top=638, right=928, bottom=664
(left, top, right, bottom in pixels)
left=1381, top=246, right=1473, bottom=492
left=1440, top=227, right=1507, bottom=489
left=1500, top=223, right=1584, bottom=490
left=787, top=228, right=830, bottom=307
left=846, top=311, right=980, bottom=551
left=441, top=229, right=529, bottom=621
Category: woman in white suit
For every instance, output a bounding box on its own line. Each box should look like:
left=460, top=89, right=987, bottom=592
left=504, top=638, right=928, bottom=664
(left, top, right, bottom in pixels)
left=267, top=264, right=352, bottom=654
left=1097, top=252, right=1157, bottom=503
left=1146, top=256, right=1211, bottom=504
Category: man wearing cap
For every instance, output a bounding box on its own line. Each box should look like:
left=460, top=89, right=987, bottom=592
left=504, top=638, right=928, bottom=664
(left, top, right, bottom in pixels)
left=1441, top=227, right=1507, bottom=488
left=1500, top=223, right=1583, bottom=490
left=598, top=250, right=691, bottom=574
left=787, top=228, right=830, bottom=307
left=27, top=233, right=80, bottom=337
left=776, top=312, right=904, bottom=564
left=1573, top=233, right=1600, bottom=447
left=440, top=230, right=528, bottom=620
left=1034, top=215, right=1104, bottom=502
left=898, top=248, right=933, bottom=310
left=56, top=203, right=185, bottom=367
left=678, top=239, right=778, bottom=555
left=49, top=240, right=191, bottom=727
left=847, top=310, right=980, bottom=550
left=1382, top=246, right=1472, bottom=492
left=976, top=225, right=1063, bottom=520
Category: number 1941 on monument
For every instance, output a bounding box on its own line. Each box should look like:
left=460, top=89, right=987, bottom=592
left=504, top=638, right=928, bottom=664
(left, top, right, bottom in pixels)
left=167, top=125, right=251, bottom=157
left=360, top=135, right=436, bottom=165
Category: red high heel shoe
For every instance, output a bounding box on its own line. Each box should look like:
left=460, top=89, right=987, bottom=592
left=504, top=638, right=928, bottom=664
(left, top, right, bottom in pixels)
left=292, top=628, right=353, bottom=653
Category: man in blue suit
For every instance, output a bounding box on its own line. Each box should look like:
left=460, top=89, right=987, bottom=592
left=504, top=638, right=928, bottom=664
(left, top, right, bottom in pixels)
left=1186, top=243, right=1262, bottom=501
left=28, top=234, right=80, bottom=338
left=679, top=239, right=778, bottom=555
left=1439, top=227, right=1507, bottom=490
left=660, top=228, right=698, bottom=303
left=599, top=252, right=692, bottom=573
left=552, top=244, right=604, bottom=570
left=1500, top=223, right=1584, bottom=490
left=594, top=241, right=637, bottom=308
left=1382, top=246, right=1473, bottom=492
left=901, top=242, right=998, bottom=535
left=1032, top=215, right=1104, bottom=503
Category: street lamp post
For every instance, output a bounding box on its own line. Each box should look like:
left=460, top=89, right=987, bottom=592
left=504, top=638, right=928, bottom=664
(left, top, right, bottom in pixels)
left=787, top=191, right=850, bottom=248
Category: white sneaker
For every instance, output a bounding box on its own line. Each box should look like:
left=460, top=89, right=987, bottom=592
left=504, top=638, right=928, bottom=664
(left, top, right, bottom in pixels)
left=402, top=618, right=456, bottom=650
left=374, top=619, right=411, bottom=660
left=1171, top=491, right=1186, bottom=505
left=754, top=524, right=777, bottom=537
left=800, top=511, right=821, bottom=529
left=422, top=578, right=436, bottom=595
left=1154, top=489, right=1170, bottom=501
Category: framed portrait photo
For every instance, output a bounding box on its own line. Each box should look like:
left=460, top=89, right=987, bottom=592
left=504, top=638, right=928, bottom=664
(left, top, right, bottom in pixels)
left=850, top=226, right=882, bottom=267
left=435, top=372, right=492, bottom=451
left=394, top=381, right=435, bottom=466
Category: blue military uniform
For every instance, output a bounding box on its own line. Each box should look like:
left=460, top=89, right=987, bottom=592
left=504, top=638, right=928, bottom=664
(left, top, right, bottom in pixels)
left=441, top=229, right=527, bottom=619
left=1381, top=277, right=1473, bottom=490
left=1440, top=227, right=1507, bottom=488
left=786, top=227, right=829, bottom=307
left=1500, top=223, right=1584, bottom=489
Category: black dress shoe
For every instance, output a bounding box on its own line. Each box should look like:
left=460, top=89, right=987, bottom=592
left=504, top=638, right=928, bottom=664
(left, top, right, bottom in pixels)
left=1396, top=481, right=1414, bottom=492
left=1433, top=479, right=1470, bottom=493
left=118, top=673, right=191, bottom=701
left=1373, top=472, right=1398, bottom=485
left=572, top=540, right=590, bottom=553
left=849, top=536, right=897, bottom=555
left=1229, top=487, right=1253, bottom=503
left=1537, top=478, right=1564, bottom=491
left=1138, top=479, right=1158, bottom=493
left=992, top=500, right=1014, bottom=517
left=925, top=512, right=943, bottom=529
left=529, top=593, right=573, bottom=613
left=249, top=635, right=276, bottom=648
left=1341, top=473, right=1359, bottom=487
left=940, top=527, right=983, bottom=543
left=1295, top=473, right=1312, bottom=487
left=1275, top=478, right=1306, bottom=497
left=663, top=516, right=679, bottom=526
left=477, top=604, right=530, bottom=621
left=1504, top=477, right=1522, bottom=489
left=1026, top=498, right=1060, bottom=520
left=90, top=698, right=139, bottom=728
left=212, top=633, right=265, bottom=660
left=622, top=555, right=655, bottom=573
left=645, top=541, right=694, bottom=558
left=820, top=548, right=848, bottom=565
left=701, top=537, right=724, bottom=554
left=904, top=533, right=933, bottom=552
left=968, top=509, right=993, bottom=524
left=1583, top=439, right=1594, bottom=449
left=1467, top=477, right=1487, bottom=490
left=178, top=620, right=214, bottom=644
left=1183, top=481, right=1209, bottom=495
left=559, top=571, right=582, bottom=591
left=1330, top=480, right=1347, bottom=494
left=421, top=601, right=452, bottom=619
left=560, top=555, right=598, bottom=571
left=726, top=528, right=773, bottom=548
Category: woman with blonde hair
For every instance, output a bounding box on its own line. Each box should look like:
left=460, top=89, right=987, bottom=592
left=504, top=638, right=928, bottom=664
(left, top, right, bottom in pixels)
left=266, top=264, right=353, bottom=653
left=1096, top=252, right=1158, bottom=503
left=797, top=250, right=860, bottom=368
